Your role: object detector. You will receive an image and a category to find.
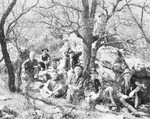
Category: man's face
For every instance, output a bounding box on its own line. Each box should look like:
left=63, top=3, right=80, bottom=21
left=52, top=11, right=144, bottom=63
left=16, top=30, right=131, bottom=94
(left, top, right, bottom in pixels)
left=30, top=53, right=35, bottom=61
left=74, top=66, right=82, bottom=75
left=43, top=50, right=47, bottom=54
left=51, top=72, right=58, bottom=80
left=90, top=73, right=97, bottom=80
left=51, top=62, right=57, bottom=69
left=123, top=73, right=132, bottom=88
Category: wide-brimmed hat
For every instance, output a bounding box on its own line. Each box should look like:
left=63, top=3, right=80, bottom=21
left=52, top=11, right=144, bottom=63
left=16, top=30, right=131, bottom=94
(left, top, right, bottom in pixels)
left=42, top=48, right=49, bottom=52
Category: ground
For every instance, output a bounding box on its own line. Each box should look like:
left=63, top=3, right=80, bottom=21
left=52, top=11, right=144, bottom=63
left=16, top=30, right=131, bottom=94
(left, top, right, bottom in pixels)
left=0, top=76, right=150, bottom=119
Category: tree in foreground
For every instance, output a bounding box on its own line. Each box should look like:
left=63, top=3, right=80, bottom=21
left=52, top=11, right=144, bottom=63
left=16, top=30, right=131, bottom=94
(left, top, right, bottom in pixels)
left=0, top=0, right=17, bottom=92
left=0, top=0, right=39, bottom=92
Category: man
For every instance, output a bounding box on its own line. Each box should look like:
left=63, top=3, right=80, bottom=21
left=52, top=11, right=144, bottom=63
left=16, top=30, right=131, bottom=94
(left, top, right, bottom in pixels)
left=66, top=65, right=86, bottom=104
left=129, top=78, right=150, bottom=109
left=21, top=51, right=39, bottom=94
left=113, top=50, right=128, bottom=73
left=39, top=48, right=51, bottom=70
left=108, top=73, right=141, bottom=117
left=113, top=50, right=132, bottom=92
left=40, top=71, right=67, bottom=98
left=84, top=68, right=101, bottom=109
left=92, top=13, right=106, bottom=43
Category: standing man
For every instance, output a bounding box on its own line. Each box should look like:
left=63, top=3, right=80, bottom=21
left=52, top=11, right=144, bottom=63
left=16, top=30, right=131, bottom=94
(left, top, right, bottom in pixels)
left=66, top=65, right=86, bottom=104
left=92, top=13, right=107, bottom=42
left=21, top=51, right=39, bottom=94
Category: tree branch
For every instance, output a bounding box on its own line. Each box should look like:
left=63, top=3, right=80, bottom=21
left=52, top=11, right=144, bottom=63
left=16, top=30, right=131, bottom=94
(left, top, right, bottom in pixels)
left=51, top=0, right=82, bottom=12
left=107, top=0, right=132, bottom=21
left=127, top=1, right=150, bottom=44
left=0, top=0, right=17, bottom=28
left=6, top=0, right=39, bottom=37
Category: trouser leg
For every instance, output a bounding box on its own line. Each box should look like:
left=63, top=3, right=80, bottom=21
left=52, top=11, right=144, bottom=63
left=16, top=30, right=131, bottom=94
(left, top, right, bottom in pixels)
left=120, top=97, right=139, bottom=116
left=40, top=88, right=50, bottom=98
left=66, top=88, right=74, bottom=103
left=105, top=87, right=116, bottom=105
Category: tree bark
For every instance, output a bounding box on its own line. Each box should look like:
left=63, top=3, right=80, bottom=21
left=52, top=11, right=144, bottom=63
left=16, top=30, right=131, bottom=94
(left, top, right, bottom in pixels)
left=0, top=0, right=17, bottom=92
left=0, top=37, right=16, bottom=92
left=81, top=0, right=94, bottom=72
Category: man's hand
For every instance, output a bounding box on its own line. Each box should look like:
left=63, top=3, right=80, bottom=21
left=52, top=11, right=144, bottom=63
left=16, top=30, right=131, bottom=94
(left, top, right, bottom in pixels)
left=122, top=95, right=129, bottom=99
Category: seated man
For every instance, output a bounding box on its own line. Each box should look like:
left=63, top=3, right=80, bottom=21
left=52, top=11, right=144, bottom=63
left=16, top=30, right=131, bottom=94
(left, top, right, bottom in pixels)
left=48, top=58, right=67, bottom=80
left=109, top=73, right=141, bottom=117
left=40, top=71, right=67, bottom=98
left=129, top=78, right=149, bottom=109
left=39, top=48, right=51, bottom=70
left=21, top=51, right=39, bottom=94
left=66, top=64, right=86, bottom=103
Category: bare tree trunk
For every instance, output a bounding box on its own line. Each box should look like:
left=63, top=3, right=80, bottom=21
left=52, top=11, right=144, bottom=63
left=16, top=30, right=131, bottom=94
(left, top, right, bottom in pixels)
left=81, top=0, right=94, bottom=72
left=0, top=0, right=17, bottom=92
left=0, top=38, right=16, bottom=92
left=82, top=43, right=91, bottom=72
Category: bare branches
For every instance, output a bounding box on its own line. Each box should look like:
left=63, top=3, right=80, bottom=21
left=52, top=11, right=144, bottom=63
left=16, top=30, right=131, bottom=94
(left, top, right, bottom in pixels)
left=126, top=0, right=150, bottom=44
left=6, top=0, right=39, bottom=37
left=0, top=0, right=17, bottom=28
left=51, top=0, right=82, bottom=12
left=107, top=0, right=132, bottom=21
left=36, top=0, right=84, bottom=39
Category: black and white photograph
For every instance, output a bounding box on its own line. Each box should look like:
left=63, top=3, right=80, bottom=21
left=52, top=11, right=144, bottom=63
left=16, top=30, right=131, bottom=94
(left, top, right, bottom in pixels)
left=0, top=0, right=150, bottom=118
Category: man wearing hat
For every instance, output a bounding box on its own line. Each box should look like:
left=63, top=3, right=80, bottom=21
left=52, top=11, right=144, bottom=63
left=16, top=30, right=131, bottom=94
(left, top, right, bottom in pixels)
left=40, top=48, right=51, bottom=70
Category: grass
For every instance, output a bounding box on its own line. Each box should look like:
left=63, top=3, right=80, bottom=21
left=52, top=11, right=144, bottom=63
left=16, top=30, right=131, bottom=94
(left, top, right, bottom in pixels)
left=0, top=74, right=150, bottom=119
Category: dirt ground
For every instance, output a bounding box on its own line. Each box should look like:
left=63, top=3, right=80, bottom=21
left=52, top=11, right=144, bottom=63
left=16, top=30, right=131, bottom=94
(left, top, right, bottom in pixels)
left=0, top=82, right=150, bottom=119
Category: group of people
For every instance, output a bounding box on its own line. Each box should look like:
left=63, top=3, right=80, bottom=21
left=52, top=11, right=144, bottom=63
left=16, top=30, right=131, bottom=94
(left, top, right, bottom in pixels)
left=20, top=42, right=149, bottom=117
left=21, top=41, right=83, bottom=101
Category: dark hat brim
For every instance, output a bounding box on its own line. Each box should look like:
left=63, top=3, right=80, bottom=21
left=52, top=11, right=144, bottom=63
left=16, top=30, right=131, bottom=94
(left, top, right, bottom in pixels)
left=42, top=48, right=49, bottom=52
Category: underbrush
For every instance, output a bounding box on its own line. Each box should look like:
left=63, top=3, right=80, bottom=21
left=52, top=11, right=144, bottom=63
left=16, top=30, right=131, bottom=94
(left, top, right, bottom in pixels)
left=0, top=74, right=9, bottom=92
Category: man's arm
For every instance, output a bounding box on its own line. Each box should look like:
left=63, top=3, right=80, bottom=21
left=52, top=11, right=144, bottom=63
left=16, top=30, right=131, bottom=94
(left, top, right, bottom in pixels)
left=22, top=59, right=29, bottom=72
left=43, top=80, right=53, bottom=94
left=47, top=54, right=51, bottom=64
left=129, top=86, right=141, bottom=98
